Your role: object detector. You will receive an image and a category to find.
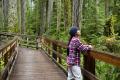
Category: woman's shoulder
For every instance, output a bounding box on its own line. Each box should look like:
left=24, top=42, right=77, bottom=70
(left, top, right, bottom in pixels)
left=72, top=37, right=79, bottom=41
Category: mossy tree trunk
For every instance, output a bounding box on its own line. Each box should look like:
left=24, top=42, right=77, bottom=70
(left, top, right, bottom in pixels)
left=21, top=0, right=26, bottom=34
left=105, top=0, right=109, bottom=18
left=56, top=0, right=61, bottom=39
left=72, top=0, right=81, bottom=29
left=17, top=0, right=21, bottom=33
left=8, top=0, right=17, bottom=33
left=2, top=0, right=9, bottom=32
left=39, top=0, right=47, bottom=36
left=63, top=0, right=72, bottom=30
left=47, top=0, right=54, bottom=29
left=0, top=0, right=3, bottom=32
left=79, top=0, right=83, bottom=33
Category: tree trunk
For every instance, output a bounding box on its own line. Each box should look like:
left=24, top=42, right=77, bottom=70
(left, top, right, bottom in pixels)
left=8, top=0, right=17, bottom=32
left=95, top=0, right=99, bottom=27
left=2, top=0, right=9, bottom=32
left=35, top=0, right=38, bottom=35
left=72, top=0, right=80, bottom=28
left=21, top=0, right=26, bottom=34
left=43, top=0, right=47, bottom=32
left=56, top=0, right=61, bottom=39
left=47, top=0, right=54, bottom=29
left=17, top=0, right=21, bottom=33
left=63, top=0, right=72, bottom=30
left=79, top=0, right=83, bottom=34
left=39, top=0, right=47, bottom=35
left=105, top=0, right=109, bottom=18
left=0, top=0, right=3, bottom=32
left=39, top=0, right=43, bottom=36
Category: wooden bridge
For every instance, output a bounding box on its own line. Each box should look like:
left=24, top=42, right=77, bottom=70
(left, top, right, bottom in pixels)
left=0, top=33, right=120, bottom=80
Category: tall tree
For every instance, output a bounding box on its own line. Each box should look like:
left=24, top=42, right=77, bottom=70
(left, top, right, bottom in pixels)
left=72, top=0, right=82, bottom=29
left=21, top=0, right=26, bottom=34
left=63, top=0, right=72, bottom=30
left=47, top=0, right=54, bottom=29
left=8, top=0, right=17, bottom=32
left=2, top=0, right=9, bottom=32
left=105, top=0, right=109, bottom=18
left=56, top=0, right=61, bottom=39
left=95, top=0, right=99, bottom=28
left=39, top=0, right=47, bottom=35
left=0, top=0, right=3, bottom=32
left=79, top=0, right=83, bottom=33
left=17, top=0, right=21, bottom=33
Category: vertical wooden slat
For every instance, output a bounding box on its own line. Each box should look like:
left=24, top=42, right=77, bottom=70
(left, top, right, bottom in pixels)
left=26, top=37, right=29, bottom=48
left=58, top=46, right=62, bottom=64
left=36, top=37, right=39, bottom=50
left=84, top=55, right=95, bottom=80
left=52, top=43, right=57, bottom=60
left=48, top=41, right=51, bottom=55
left=4, top=49, right=8, bottom=66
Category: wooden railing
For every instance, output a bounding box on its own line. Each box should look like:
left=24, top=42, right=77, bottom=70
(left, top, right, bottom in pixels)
left=0, top=33, right=14, bottom=45
left=40, top=36, right=120, bottom=80
left=0, top=36, right=18, bottom=80
left=1, top=33, right=120, bottom=80
left=19, top=35, right=38, bottom=49
left=0, top=32, right=38, bottom=49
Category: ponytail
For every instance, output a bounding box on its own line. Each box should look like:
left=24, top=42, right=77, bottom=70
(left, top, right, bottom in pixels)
left=67, top=36, right=73, bottom=56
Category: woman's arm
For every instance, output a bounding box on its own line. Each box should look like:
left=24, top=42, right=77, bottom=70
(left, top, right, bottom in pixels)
left=76, top=39, right=92, bottom=53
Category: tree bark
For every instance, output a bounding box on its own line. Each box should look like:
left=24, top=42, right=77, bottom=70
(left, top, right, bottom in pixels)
left=105, top=0, right=109, bottom=18
left=8, top=0, right=17, bottom=32
left=47, top=0, right=54, bottom=29
left=72, top=0, right=80, bottom=28
left=2, top=0, right=9, bottom=32
left=79, top=0, right=83, bottom=33
left=64, top=0, right=72, bottom=30
left=21, top=0, right=26, bottom=34
left=17, top=0, right=21, bottom=33
left=95, top=0, right=99, bottom=27
left=39, top=0, right=47, bottom=35
left=0, top=0, right=3, bottom=32
left=56, top=0, right=61, bottom=39
left=43, top=0, right=47, bottom=32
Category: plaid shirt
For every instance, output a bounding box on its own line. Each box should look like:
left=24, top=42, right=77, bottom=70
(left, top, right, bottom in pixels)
left=67, top=37, right=91, bottom=66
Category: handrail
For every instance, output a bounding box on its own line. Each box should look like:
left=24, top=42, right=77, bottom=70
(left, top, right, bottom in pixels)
left=0, top=36, right=18, bottom=80
left=1, top=33, right=120, bottom=80
left=90, top=50, right=120, bottom=68
left=40, top=36, right=120, bottom=80
left=0, top=32, right=36, bottom=37
left=0, top=32, right=38, bottom=49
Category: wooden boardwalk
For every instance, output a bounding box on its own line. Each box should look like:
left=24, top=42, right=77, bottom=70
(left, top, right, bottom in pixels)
left=10, top=48, right=66, bottom=80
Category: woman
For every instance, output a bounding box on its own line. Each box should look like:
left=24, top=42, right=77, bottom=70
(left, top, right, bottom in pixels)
left=67, top=26, right=92, bottom=80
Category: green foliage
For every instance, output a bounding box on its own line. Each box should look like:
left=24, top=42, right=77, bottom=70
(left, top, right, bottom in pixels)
left=1, top=0, right=120, bottom=80
left=0, top=60, right=4, bottom=71
left=96, top=61, right=120, bottom=80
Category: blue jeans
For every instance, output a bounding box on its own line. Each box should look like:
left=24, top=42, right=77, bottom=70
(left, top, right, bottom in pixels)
left=67, top=65, right=83, bottom=80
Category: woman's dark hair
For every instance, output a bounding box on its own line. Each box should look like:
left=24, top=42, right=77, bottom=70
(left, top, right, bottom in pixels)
left=67, top=26, right=78, bottom=56
left=68, top=26, right=78, bottom=45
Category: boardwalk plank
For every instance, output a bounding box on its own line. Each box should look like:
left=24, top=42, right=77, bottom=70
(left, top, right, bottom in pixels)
left=10, top=48, right=66, bottom=80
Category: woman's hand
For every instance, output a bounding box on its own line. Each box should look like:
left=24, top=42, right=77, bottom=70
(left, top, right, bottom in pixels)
left=88, top=45, right=93, bottom=48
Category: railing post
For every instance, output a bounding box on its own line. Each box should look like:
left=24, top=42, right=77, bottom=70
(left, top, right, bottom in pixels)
left=48, top=42, right=51, bottom=54
left=27, top=37, right=29, bottom=48
left=52, top=43, right=57, bottom=60
left=4, top=49, right=8, bottom=66
left=36, top=36, right=39, bottom=50
left=83, top=54, right=95, bottom=80
left=58, top=46, right=62, bottom=64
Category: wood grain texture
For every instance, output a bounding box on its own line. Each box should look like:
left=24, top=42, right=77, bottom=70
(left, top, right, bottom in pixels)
left=10, top=48, right=66, bottom=80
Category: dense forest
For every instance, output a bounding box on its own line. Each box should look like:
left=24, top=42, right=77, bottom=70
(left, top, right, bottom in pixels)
left=0, top=0, right=120, bottom=80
